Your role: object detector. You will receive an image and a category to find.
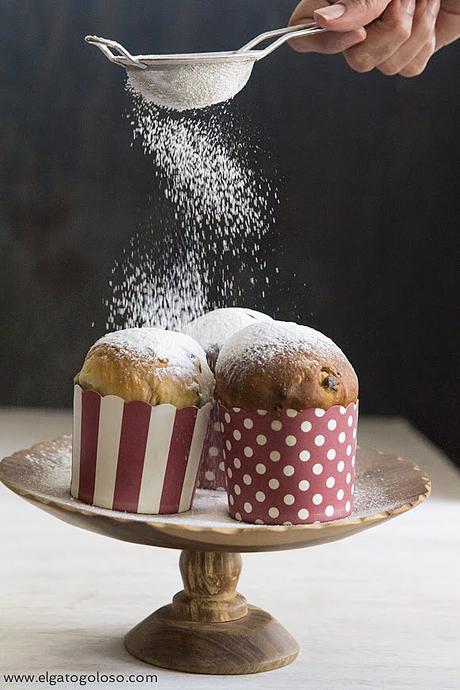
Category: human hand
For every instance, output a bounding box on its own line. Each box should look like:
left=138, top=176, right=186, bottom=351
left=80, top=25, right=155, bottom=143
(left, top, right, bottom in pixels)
left=289, top=0, right=460, bottom=77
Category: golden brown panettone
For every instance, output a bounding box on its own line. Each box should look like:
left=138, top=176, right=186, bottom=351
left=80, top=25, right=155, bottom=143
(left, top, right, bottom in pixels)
left=75, top=328, right=214, bottom=408
left=184, top=307, right=272, bottom=371
left=215, top=321, right=358, bottom=411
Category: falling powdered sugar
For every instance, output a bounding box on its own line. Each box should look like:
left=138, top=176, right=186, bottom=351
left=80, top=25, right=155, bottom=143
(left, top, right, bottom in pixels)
left=105, top=92, right=279, bottom=332
left=107, top=231, right=208, bottom=332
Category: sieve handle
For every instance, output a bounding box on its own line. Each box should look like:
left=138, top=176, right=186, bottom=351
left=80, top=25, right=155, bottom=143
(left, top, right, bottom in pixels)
left=85, top=35, right=147, bottom=69
left=238, top=23, right=326, bottom=57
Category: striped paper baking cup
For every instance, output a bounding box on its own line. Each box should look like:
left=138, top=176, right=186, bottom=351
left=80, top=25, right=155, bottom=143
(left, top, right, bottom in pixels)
left=71, top=385, right=211, bottom=514
left=219, top=401, right=358, bottom=525
left=197, top=402, right=227, bottom=491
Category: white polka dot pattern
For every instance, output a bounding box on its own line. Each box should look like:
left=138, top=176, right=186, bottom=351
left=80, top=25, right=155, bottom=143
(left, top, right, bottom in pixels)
left=219, top=401, right=358, bottom=524
left=197, top=403, right=227, bottom=491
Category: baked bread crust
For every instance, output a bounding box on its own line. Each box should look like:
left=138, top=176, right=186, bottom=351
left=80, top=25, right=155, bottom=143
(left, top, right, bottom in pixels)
left=75, top=328, right=214, bottom=408
left=215, top=321, right=358, bottom=411
left=184, top=307, right=271, bottom=371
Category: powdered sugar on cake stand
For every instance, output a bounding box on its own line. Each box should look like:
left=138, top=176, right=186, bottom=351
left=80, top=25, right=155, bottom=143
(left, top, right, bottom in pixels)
left=0, top=435, right=430, bottom=536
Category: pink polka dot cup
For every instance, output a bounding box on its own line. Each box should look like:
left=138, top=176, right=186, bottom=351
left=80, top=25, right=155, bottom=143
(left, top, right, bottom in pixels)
left=196, top=403, right=227, bottom=491
left=219, top=402, right=358, bottom=525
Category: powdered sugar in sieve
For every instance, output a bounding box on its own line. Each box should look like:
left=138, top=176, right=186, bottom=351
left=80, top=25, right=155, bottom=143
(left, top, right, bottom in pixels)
left=126, top=60, right=255, bottom=111
left=85, top=24, right=326, bottom=111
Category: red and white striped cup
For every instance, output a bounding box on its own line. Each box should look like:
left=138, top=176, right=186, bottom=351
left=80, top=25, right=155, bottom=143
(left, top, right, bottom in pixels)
left=71, top=385, right=211, bottom=514
left=219, top=401, right=358, bottom=525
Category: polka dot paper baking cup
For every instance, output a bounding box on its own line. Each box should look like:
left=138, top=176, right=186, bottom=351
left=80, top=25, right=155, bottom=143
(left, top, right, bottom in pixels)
left=197, top=403, right=227, bottom=491
left=219, top=402, right=358, bottom=525
left=71, top=385, right=211, bottom=514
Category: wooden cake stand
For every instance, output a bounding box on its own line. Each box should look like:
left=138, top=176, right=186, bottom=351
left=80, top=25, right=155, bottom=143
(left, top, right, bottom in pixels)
left=0, top=436, right=430, bottom=675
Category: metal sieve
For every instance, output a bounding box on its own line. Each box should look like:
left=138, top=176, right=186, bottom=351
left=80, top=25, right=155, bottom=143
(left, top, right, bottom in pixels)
left=85, top=23, right=326, bottom=111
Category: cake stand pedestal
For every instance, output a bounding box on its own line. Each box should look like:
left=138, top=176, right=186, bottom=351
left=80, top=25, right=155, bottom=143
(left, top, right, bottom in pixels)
left=0, top=437, right=430, bottom=675
left=125, top=549, right=298, bottom=674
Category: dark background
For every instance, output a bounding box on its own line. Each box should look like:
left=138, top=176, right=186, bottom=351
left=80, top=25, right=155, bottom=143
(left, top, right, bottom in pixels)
left=0, top=0, right=459, bottom=462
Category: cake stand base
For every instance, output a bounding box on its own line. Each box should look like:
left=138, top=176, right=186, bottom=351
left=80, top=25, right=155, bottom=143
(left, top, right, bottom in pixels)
left=124, top=550, right=299, bottom=674
left=125, top=604, right=298, bottom=675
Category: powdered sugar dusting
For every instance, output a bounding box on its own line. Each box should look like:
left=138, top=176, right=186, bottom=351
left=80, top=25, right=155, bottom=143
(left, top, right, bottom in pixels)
left=216, top=320, right=345, bottom=383
left=0, top=437, right=428, bottom=531
left=184, top=307, right=272, bottom=360
left=90, top=328, right=214, bottom=397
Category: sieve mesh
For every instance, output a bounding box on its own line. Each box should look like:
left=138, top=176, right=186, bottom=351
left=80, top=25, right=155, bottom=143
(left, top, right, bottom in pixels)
left=126, top=61, right=255, bottom=111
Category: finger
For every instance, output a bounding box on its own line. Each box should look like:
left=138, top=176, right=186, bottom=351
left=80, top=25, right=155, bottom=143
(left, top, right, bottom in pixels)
left=435, top=2, right=460, bottom=50
left=290, top=27, right=367, bottom=53
left=289, top=0, right=367, bottom=53
left=290, top=0, right=325, bottom=25
left=399, top=37, right=436, bottom=75
left=378, top=0, right=439, bottom=75
left=312, top=0, right=392, bottom=32
left=344, top=0, right=415, bottom=73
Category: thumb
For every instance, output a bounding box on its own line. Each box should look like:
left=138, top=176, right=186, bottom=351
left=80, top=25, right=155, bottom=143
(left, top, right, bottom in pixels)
left=313, top=0, right=392, bottom=31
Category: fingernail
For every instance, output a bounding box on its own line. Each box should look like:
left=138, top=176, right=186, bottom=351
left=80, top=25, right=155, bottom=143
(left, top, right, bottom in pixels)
left=315, top=3, right=347, bottom=20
